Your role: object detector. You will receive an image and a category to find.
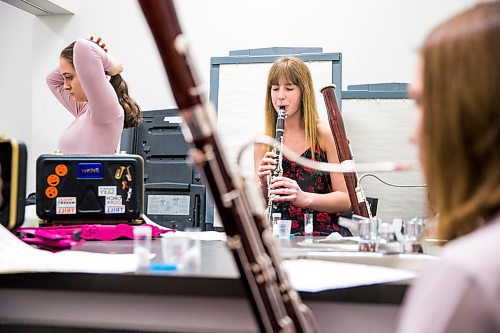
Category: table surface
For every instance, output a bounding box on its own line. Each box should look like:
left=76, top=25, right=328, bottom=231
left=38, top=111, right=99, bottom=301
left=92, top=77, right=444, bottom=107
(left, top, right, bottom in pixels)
left=0, top=235, right=423, bottom=304
left=0, top=234, right=431, bottom=333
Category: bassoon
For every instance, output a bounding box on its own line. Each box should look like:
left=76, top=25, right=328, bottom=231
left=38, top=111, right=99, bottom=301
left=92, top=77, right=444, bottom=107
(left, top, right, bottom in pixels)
left=321, top=84, right=372, bottom=218
left=138, top=1, right=318, bottom=332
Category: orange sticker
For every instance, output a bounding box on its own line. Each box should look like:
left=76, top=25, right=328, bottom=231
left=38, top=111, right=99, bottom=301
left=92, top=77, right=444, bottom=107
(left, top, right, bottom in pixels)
left=55, top=164, right=68, bottom=177
left=47, top=174, right=60, bottom=186
left=45, top=186, right=58, bottom=199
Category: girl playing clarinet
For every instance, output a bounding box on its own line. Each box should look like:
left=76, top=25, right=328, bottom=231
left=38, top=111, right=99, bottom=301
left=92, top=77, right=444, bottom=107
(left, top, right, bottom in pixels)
left=254, top=56, right=351, bottom=236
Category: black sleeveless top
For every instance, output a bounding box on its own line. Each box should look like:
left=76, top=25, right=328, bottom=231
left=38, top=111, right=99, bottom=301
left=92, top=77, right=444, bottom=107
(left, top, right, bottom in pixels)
left=276, top=147, right=352, bottom=236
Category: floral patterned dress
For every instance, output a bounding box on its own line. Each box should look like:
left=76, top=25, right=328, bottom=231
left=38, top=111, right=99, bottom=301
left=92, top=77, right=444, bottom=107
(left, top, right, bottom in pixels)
left=275, top=146, right=352, bottom=236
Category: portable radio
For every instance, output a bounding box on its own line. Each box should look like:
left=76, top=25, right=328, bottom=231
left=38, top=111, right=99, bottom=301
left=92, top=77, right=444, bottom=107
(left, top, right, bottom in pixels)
left=36, top=154, right=144, bottom=224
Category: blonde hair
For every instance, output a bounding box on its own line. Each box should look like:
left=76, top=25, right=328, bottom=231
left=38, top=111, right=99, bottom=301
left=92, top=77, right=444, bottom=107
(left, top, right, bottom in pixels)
left=421, top=1, right=500, bottom=240
left=263, top=56, right=320, bottom=159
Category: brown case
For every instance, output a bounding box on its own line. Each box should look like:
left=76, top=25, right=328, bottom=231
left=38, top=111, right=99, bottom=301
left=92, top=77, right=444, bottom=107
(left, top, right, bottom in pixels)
left=36, top=154, right=144, bottom=224
left=0, top=135, right=28, bottom=230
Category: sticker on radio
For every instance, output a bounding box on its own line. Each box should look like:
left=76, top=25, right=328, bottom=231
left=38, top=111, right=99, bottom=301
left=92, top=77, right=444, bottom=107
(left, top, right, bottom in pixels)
left=56, top=197, right=76, bottom=214
left=105, top=205, right=125, bottom=214
left=105, top=195, right=123, bottom=206
left=99, top=186, right=117, bottom=196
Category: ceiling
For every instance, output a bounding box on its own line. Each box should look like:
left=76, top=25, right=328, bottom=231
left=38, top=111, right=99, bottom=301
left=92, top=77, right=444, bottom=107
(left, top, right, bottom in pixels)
left=1, top=0, right=72, bottom=15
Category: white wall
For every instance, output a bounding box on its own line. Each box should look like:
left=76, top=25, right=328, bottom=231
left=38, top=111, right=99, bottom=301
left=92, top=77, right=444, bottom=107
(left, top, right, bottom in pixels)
left=0, top=0, right=33, bottom=176
left=343, top=99, right=426, bottom=221
left=0, top=0, right=478, bottom=209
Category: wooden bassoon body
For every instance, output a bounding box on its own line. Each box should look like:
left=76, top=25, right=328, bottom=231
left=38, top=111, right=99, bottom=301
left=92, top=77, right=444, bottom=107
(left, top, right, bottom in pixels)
left=321, top=84, right=372, bottom=219
left=138, top=1, right=318, bottom=332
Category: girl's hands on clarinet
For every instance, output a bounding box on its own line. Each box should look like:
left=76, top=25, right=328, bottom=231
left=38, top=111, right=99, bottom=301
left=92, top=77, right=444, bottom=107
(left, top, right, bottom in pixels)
left=256, top=151, right=277, bottom=186
left=89, top=36, right=123, bottom=77
left=257, top=151, right=310, bottom=207
left=269, top=176, right=310, bottom=208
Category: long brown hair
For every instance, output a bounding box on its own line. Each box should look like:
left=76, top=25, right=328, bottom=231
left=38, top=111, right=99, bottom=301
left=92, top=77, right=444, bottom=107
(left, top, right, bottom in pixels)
left=420, top=1, right=500, bottom=240
left=60, top=41, right=142, bottom=128
left=263, top=56, right=320, bottom=159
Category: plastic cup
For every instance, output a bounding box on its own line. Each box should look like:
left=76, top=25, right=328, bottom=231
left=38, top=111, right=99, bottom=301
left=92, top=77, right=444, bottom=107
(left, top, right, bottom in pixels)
left=358, top=218, right=376, bottom=252
left=271, top=213, right=281, bottom=237
left=161, top=234, right=188, bottom=270
left=160, top=232, right=201, bottom=273
left=278, top=220, right=292, bottom=239
left=133, top=225, right=152, bottom=271
left=304, top=213, right=313, bottom=237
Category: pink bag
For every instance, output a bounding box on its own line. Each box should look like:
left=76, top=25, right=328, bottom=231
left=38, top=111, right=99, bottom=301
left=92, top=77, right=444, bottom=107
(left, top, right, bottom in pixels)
left=17, top=223, right=173, bottom=251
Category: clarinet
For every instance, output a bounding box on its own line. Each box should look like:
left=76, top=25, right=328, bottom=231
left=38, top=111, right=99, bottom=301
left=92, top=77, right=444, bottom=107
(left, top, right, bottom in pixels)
left=266, top=107, right=286, bottom=223
left=138, top=1, right=318, bottom=332
left=321, top=84, right=372, bottom=218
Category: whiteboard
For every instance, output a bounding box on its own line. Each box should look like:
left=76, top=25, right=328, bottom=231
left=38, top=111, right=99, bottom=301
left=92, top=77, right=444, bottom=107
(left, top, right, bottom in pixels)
left=216, top=60, right=335, bottom=181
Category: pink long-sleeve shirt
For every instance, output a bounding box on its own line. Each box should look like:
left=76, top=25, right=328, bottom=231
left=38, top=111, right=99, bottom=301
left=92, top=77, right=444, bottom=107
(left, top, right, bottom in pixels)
left=397, top=214, right=500, bottom=333
left=46, top=39, right=124, bottom=154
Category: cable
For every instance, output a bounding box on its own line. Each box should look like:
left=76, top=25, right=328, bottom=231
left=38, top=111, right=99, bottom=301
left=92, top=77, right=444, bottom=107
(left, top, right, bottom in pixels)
left=358, top=173, right=426, bottom=188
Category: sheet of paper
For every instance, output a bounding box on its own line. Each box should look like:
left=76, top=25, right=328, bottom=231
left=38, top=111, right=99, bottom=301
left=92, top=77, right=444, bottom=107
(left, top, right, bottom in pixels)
left=297, top=236, right=361, bottom=251
left=0, top=224, right=137, bottom=274
left=167, top=230, right=227, bottom=242
left=283, top=259, right=417, bottom=292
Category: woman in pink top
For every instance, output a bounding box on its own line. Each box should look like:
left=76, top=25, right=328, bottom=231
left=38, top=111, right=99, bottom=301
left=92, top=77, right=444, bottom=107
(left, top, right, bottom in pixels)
left=47, top=37, right=141, bottom=154
left=397, top=2, right=500, bottom=332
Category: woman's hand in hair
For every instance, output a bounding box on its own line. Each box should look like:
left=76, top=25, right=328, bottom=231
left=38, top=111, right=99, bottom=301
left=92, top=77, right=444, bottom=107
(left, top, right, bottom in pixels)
left=89, top=36, right=123, bottom=77
left=106, top=57, right=123, bottom=77
left=90, top=36, right=108, bottom=52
